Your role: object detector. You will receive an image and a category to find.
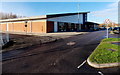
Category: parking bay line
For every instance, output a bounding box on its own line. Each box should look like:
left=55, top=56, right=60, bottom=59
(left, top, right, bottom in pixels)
left=77, top=60, right=86, bottom=68
left=98, top=71, right=104, bottom=75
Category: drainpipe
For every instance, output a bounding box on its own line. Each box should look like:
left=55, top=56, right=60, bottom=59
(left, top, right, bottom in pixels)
left=12, top=22, right=14, bottom=32
left=30, top=20, right=32, bottom=33
left=25, top=21, right=27, bottom=34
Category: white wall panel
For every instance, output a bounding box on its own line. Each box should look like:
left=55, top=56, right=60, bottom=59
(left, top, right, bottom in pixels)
left=54, top=22, right=58, bottom=32
left=47, top=14, right=83, bottom=24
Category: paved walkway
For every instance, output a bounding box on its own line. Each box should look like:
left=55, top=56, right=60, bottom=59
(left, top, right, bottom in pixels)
left=2, top=31, right=88, bottom=37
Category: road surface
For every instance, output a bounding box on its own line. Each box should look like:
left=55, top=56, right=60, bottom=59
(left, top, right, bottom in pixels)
left=2, top=30, right=119, bottom=74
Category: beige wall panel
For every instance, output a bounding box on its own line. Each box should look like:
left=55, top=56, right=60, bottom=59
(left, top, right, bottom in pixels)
left=13, top=22, right=25, bottom=32
left=31, top=21, right=46, bottom=33
left=1, top=23, right=7, bottom=31
left=26, top=22, right=31, bottom=33
left=8, top=23, right=14, bottom=31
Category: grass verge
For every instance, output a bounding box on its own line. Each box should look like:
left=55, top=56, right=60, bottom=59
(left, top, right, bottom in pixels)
left=89, top=38, right=120, bottom=64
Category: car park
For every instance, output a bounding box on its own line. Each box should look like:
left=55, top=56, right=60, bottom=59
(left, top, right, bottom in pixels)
left=99, top=27, right=106, bottom=30
left=113, top=27, right=120, bottom=34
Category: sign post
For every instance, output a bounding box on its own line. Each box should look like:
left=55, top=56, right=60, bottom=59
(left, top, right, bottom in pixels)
left=105, top=19, right=111, bottom=39
left=106, top=25, right=109, bottom=38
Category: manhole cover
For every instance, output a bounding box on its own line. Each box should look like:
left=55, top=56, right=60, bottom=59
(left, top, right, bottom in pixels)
left=67, top=42, right=76, bottom=46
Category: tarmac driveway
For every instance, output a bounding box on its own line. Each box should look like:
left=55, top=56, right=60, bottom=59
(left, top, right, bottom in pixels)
left=2, top=30, right=119, bottom=74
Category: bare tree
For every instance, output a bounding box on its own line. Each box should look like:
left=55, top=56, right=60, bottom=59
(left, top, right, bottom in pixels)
left=0, top=12, right=26, bottom=20
left=99, top=21, right=119, bottom=28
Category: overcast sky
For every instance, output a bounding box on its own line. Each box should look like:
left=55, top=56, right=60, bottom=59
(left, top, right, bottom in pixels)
left=0, top=1, right=119, bottom=24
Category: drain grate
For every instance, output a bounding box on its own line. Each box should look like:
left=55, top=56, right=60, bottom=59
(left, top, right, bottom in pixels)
left=111, top=42, right=120, bottom=45
left=108, top=49, right=116, bottom=51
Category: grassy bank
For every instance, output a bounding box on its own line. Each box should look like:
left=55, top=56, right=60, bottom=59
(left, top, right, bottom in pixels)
left=89, top=38, right=120, bottom=64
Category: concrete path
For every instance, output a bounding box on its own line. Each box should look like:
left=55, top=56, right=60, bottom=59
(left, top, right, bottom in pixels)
left=2, top=31, right=88, bottom=37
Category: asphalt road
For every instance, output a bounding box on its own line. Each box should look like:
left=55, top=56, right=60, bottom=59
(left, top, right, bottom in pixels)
left=2, top=30, right=120, bottom=74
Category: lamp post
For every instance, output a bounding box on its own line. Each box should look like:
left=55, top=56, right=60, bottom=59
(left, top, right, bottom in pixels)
left=78, top=3, right=81, bottom=31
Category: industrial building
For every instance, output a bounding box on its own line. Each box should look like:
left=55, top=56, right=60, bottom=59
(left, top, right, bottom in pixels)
left=0, top=12, right=90, bottom=33
left=85, top=22, right=99, bottom=31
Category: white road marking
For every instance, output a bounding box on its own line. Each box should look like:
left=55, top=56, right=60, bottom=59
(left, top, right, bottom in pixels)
left=77, top=60, right=86, bottom=68
left=98, top=71, right=104, bottom=75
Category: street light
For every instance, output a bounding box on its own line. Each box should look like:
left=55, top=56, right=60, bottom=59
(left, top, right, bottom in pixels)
left=78, top=3, right=81, bottom=31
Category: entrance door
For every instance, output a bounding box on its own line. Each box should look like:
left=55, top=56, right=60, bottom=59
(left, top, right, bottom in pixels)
left=64, top=23, right=69, bottom=32
left=58, top=22, right=65, bottom=32
left=71, top=23, right=75, bottom=31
